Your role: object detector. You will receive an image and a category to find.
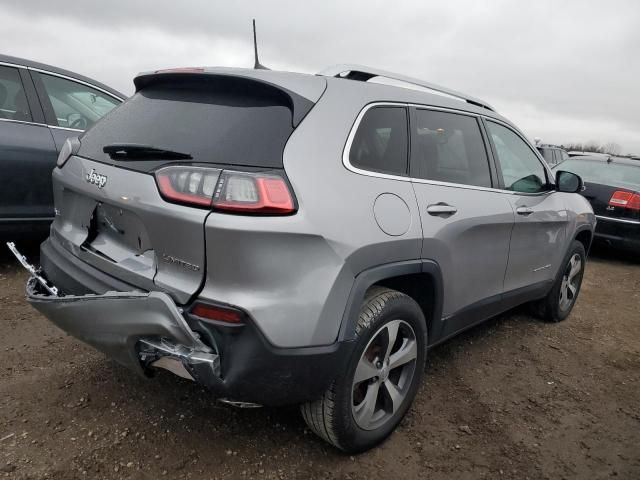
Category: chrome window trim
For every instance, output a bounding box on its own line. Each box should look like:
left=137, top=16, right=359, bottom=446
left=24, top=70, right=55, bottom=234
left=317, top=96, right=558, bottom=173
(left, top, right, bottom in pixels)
left=0, top=117, right=48, bottom=128
left=0, top=61, right=25, bottom=69
left=28, top=67, right=125, bottom=102
left=342, top=101, right=555, bottom=197
left=0, top=117, right=83, bottom=133
left=0, top=216, right=54, bottom=223
left=50, top=125, right=84, bottom=133
left=595, top=215, right=640, bottom=225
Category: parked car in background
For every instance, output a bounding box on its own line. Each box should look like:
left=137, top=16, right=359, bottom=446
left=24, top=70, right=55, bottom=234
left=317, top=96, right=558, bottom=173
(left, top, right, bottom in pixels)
left=0, top=54, right=125, bottom=236
left=553, top=156, right=640, bottom=252
left=536, top=143, right=568, bottom=166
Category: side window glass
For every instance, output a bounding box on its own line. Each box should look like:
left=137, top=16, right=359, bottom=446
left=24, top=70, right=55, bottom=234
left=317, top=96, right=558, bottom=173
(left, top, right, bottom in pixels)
left=561, top=150, right=569, bottom=162
left=486, top=121, right=549, bottom=193
left=349, top=107, right=408, bottom=176
left=38, top=73, right=120, bottom=130
left=0, top=66, right=32, bottom=122
left=412, top=109, right=492, bottom=187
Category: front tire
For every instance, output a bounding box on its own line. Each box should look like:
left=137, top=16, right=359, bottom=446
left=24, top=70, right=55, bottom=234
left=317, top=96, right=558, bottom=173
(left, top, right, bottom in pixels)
left=301, top=287, right=427, bottom=453
left=535, top=240, right=586, bottom=322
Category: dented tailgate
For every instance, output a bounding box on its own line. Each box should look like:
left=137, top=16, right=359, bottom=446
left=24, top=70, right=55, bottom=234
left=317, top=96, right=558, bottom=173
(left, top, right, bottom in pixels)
left=50, top=156, right=208, bottom=304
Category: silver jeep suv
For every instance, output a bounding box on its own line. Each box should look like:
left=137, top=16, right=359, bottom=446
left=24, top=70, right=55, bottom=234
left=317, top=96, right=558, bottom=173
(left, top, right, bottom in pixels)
left=15, top=64, right=595, bottom=452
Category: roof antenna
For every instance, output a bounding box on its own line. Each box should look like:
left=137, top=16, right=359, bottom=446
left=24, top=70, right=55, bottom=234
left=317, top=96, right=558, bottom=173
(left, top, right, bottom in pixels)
left=253, top=19, right=269, bottom=70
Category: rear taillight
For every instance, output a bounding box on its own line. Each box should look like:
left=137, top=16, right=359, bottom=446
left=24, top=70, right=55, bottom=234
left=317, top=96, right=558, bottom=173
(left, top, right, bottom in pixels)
left=155, top=166, right=296, bottom=215
left=609, top=191, right=640, bottom=211
left=155, top=166, right=220, bottom=207
left=212, top=171, right=295, bottom=214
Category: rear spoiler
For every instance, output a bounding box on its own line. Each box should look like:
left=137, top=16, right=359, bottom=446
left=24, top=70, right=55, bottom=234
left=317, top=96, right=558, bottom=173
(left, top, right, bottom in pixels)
left=133, top=68, right=327, bottom=127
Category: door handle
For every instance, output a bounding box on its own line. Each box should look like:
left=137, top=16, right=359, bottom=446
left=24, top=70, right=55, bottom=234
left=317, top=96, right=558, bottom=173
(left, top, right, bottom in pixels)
left=427, top=204, right=458, bottom=215
left=516, top=206, right=534, bottom=215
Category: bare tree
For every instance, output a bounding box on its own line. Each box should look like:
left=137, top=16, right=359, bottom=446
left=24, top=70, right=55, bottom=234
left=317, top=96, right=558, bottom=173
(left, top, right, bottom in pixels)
left=603, top=142, right=621, bottom=155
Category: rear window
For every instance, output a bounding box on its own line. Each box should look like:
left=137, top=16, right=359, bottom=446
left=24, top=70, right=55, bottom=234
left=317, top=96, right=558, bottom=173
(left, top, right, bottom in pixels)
left=78, top=77, right=295, bottom=170
left=349, top=106, right=409, bottom=176
left=559, top=159, right=640, bottom=190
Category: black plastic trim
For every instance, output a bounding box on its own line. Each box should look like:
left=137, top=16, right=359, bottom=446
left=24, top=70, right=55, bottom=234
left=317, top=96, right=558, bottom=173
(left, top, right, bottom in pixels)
left=431, top=279, right=553, bottom=348
left=338, top=259, right=444, bottom=344
left=18, top=67, right=45, bottom=124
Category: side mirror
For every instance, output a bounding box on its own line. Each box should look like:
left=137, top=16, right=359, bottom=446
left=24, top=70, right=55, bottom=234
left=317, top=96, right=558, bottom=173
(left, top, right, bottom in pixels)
left=556, top=170, right=583, bottom=193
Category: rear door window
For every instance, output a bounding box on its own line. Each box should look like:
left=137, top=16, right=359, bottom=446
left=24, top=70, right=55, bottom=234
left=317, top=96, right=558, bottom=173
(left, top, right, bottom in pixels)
left=411, top=109, right=492, bottom=187
left=349, top=106, right=409, bottom=176
left=0, top=66, right=32, bottom=122
left=36, top=73, right=120, bottom=130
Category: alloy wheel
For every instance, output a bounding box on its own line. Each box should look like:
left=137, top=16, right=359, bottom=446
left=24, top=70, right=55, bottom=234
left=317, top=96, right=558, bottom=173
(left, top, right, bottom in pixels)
left=351, top=319, right=418, bottom=431
left=559, top=253, right=582, bottom=311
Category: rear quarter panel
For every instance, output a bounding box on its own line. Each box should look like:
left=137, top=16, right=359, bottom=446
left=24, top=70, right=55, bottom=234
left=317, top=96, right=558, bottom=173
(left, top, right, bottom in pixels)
left=200, top=80, right=424, bottom=348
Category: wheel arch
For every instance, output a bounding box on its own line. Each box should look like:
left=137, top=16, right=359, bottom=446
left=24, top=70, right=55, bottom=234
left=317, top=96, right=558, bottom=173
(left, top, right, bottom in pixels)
left=574, top=226, right=594, bottom=254
left=339, top=260, right=444, bottom=345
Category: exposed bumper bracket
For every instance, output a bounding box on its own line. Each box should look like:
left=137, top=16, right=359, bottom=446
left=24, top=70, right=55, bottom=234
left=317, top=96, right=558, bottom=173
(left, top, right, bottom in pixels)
left=138, top=337, right=220, bottom=380
left=6, top=242, right=59, bottom=296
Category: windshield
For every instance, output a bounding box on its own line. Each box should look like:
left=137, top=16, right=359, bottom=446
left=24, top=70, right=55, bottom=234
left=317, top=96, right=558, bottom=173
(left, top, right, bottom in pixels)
left=558, top=159, right=640, bottom=190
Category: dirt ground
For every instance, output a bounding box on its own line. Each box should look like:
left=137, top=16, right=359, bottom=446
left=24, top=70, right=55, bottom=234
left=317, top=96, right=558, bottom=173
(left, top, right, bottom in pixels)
left=1, top=241, right=638, bottom=480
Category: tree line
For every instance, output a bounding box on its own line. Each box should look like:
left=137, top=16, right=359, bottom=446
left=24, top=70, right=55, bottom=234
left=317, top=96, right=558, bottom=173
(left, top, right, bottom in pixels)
left=562, top=141, right=624, bottom=156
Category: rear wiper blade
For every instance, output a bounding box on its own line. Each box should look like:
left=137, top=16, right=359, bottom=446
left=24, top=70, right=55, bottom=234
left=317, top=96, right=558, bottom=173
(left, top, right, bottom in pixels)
left=103, top=143, right=192, bottom=160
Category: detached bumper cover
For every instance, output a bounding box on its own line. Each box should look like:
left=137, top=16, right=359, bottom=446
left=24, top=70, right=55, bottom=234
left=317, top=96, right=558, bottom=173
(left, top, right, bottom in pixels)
left=21, top=239, right=354, bottom=406
left=27, top=276, right=352, bottom=406
left=26, top=278, right=217, bottom=377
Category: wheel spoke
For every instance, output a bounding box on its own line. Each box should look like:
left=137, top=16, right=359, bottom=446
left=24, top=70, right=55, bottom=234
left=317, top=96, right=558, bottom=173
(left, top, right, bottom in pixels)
left=382, top=379, right=403, bottom=414
left=559, top=280, right=568, bottom=306
left=569, top=256, right=582, bottom=280
left=353, top=381, right=380, bottom=427
left=567, top=282, right=577, bottom=298
left=383, top=321, right=400, bottom=361
left=388, top=338, right=417, bottom=371
left=354, top=358, right=378, bottom=384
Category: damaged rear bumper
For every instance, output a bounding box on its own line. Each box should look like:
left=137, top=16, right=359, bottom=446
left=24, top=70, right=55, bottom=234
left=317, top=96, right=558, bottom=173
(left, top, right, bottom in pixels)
left=15, top=241, right=353, bottom=407
left=26, top=277, right=220, bottom=382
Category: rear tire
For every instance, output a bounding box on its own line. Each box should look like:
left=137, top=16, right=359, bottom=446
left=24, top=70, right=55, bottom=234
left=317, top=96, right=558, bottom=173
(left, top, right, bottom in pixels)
left=301, top=287, right=427, bottom=453
left=535, top=240, right=586, bottom=322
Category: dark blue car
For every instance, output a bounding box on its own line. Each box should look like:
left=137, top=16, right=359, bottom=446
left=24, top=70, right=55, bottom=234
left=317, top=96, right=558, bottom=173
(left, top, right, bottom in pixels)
left=0, top=54, right=125, bottom=236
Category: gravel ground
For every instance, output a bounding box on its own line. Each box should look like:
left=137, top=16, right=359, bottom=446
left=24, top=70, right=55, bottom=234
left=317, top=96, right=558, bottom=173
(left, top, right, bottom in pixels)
left=0, top=241, right=639, bottom=479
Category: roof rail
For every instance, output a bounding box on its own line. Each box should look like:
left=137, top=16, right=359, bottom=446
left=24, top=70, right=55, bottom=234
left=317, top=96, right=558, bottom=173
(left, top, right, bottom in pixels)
left=318, top=64, right=495, bottom=112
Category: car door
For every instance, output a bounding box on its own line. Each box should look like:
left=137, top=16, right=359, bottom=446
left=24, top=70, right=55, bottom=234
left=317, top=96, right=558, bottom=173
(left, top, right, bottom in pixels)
left=409, top=107, right=515, bottom=338
left=30, top=70, right=121, bottom=151
left=0, top=64, right=58, bottom=222
left=484, top=120, right=568, bottom=296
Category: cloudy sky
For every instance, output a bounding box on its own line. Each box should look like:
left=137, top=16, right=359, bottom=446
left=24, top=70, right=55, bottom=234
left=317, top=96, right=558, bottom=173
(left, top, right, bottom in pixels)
left=2, top=1, right=638, bottom=153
